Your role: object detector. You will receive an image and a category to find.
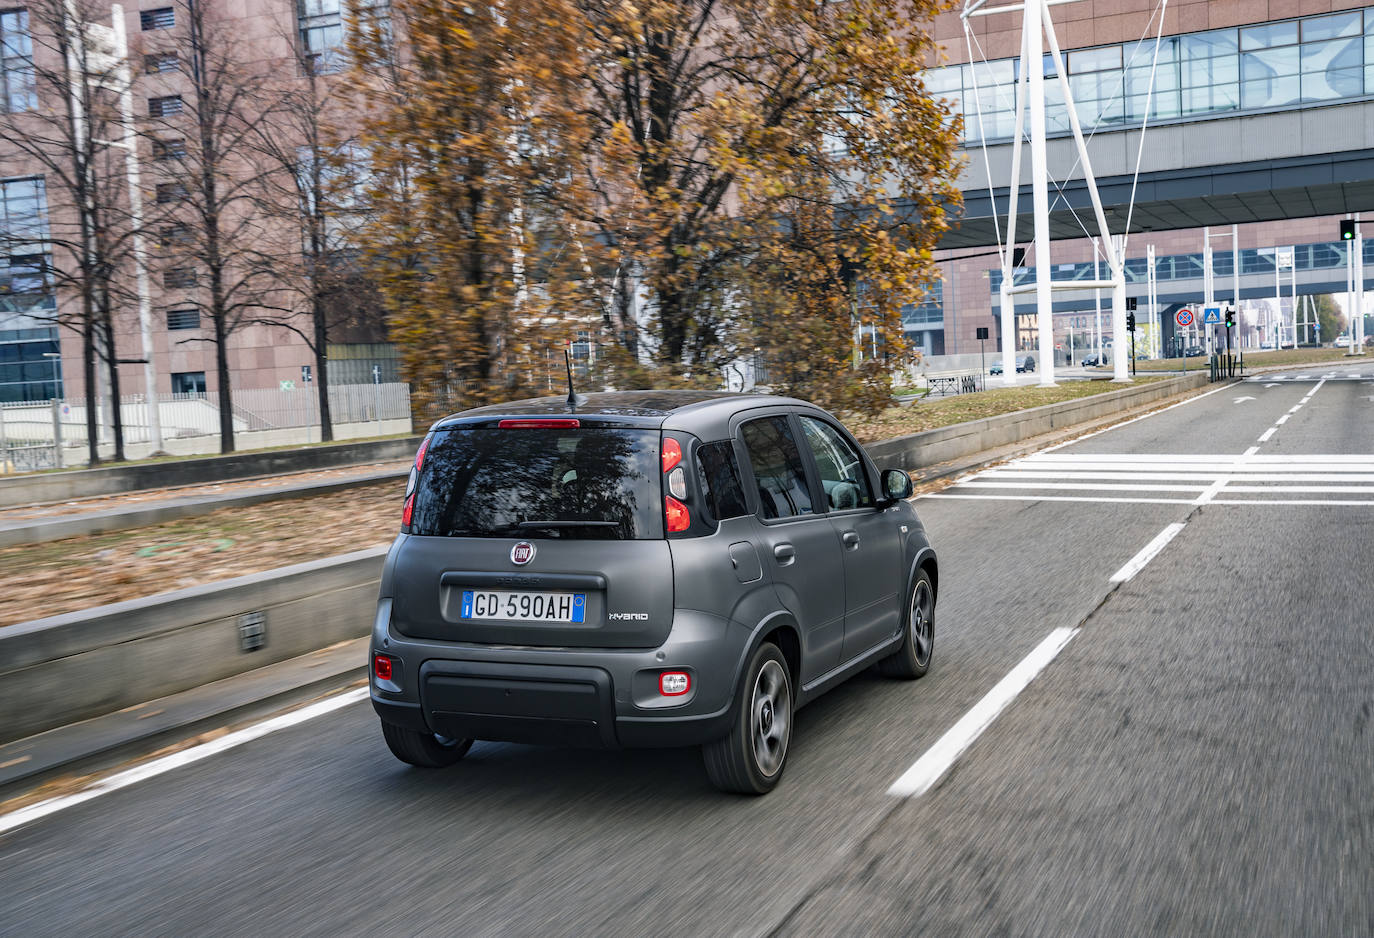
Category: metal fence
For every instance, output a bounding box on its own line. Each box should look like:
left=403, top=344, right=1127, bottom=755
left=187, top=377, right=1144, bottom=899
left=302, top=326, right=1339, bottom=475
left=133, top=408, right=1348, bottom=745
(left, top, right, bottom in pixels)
left=0, top=382, right=411, bottom=462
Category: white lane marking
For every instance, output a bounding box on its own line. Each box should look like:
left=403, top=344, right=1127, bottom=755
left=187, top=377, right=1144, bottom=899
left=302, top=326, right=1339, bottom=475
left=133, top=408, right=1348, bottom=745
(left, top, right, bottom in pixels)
left=977, top=471, right=1374, bottom=482
left=1244, top=446, right=1260, bottom=456
left=1212, top=498, right=1374, bottom=506
left=1225, top=484, right=1374, bottom=493
left=1258, top=427, right=1277, bottom=442
left=1234, top=396, right=1255, bottom=403
left=1022, top=453, right=1371, bottom=462
left=888, top=627, right=1079, bottom=798
left=1194, top=478, right=1228, bottom=506
left=1264, top=383, right=1280, bottom=388
left=1288, top=405, right=1303, bottom=414
left=1110, top=522, right=1187, bottom=584
left=963, top=481, right=1206, bottom=493
left=0, top=688, right=369, bottom=836
left=921, top=493, right=1196, bottom=505
left=1276, top=414, right=1291, bottom=425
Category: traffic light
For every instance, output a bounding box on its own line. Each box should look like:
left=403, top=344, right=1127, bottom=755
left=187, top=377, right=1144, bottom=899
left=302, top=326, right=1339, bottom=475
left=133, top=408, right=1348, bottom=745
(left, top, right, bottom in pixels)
left=1341, top=218, right=1356, bottom=241
left=1127, top=312, right=1136, bottom=332
left=1224, top=309, right=1235, bottom=329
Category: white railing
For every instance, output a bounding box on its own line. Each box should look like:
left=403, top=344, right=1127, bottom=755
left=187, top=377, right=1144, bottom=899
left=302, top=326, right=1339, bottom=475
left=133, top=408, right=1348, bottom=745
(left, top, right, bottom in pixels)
left=0, top=382, right=412, bottom=451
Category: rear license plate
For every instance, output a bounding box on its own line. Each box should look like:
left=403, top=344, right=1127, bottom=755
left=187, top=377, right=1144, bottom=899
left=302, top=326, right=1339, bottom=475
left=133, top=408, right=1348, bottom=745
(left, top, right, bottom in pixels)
left=460, top=590, right=587, bottom=623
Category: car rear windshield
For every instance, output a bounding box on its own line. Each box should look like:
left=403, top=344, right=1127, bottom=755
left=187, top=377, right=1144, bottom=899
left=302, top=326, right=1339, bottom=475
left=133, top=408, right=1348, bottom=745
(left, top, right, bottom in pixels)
left=409, top=426, right=663, bottom=540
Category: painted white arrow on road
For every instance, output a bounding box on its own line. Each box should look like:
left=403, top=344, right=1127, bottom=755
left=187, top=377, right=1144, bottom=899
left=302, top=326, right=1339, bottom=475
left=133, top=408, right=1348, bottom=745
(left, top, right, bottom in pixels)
left=1264, top=383, right=1280, bottom=388
left=1234, top=396, right=1256, bottom=403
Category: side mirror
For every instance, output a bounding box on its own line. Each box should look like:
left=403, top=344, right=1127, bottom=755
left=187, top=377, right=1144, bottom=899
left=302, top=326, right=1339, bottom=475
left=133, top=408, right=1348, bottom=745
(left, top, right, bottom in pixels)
left=881, top=468, right=914, bottom=502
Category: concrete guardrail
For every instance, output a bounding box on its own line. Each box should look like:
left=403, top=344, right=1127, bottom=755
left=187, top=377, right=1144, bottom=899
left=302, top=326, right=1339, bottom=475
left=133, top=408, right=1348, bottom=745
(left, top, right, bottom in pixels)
left=0, top=546, right=387, bottom=744
left=0, top=435, right=423, bottom=509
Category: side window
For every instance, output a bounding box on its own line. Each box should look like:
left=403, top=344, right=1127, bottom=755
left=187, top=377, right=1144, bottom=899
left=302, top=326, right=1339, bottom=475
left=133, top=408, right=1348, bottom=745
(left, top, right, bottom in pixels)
left=799, top=416, right=874, bottom=511
left=740, top=416, right=814, bottom=520
left=696, top=440, right=748, bottom=521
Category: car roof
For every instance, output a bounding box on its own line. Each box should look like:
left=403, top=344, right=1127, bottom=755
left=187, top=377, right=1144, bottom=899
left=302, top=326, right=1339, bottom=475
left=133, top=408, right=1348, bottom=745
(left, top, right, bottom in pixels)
left=432, top=390, right=819, bottom=437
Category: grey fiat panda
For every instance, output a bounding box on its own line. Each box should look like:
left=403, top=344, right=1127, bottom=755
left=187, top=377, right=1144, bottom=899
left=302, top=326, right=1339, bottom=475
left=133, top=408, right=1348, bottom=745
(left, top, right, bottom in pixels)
left=369, top=390, right=937, bottom=793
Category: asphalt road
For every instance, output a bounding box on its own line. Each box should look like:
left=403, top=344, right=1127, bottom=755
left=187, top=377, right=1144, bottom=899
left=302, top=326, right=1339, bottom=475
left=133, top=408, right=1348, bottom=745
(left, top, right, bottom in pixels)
left=2, top=363, right=1372, bottom=936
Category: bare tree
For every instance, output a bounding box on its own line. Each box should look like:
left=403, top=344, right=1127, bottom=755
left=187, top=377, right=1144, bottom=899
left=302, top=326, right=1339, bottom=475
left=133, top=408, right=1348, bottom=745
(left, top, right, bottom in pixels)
left=0, top=0, right=140, bottom=463
left=143, top=0, right=284, bottom=453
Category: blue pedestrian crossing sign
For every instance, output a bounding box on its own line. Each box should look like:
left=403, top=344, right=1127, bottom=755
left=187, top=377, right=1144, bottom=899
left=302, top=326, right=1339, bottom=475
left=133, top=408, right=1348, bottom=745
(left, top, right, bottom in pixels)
left=1203, top=307, right=1222, bottom=324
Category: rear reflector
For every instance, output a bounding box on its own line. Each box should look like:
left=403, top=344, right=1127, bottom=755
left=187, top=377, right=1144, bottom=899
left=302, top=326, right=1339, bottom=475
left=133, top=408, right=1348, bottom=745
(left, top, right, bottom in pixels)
left=660, top=672, right=690, bottom=696
left=373, top=654, right=393, bottom=682
left=665, top=495, right=690, bottom=532
left=498, top=418, right=581, bottom=428
left=661, top=437, right=682, bottom=472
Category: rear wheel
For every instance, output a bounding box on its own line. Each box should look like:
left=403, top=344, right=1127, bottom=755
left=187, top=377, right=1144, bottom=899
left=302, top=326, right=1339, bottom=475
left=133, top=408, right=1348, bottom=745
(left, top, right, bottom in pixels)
left=878, top=569, right=935, bottom=679
left=381, top=720, right=473, bottom=768
left=703, top=643, right=793, bottom=794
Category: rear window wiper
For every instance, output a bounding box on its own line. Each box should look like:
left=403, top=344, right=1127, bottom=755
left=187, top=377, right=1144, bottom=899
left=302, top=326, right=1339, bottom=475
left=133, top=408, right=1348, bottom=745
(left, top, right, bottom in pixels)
left=516, top=520, right=620, bottom=530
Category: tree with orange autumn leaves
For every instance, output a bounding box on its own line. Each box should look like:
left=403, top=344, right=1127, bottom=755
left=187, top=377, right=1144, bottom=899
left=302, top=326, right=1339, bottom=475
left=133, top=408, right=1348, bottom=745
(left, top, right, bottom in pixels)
left=349, top=0, right=962, bottom=417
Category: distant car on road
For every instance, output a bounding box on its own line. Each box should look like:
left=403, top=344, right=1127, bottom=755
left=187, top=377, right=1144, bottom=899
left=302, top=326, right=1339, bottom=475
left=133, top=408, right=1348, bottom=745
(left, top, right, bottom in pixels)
left=1184, top=346, right=1205, bottom=357
left=1335, top=334, right=1351, bottom=347
left=370, top=391, right=938, bottom=793
left=1080, top=354, right=1102, bottom=367
left=1017, top=355, right=1035, bottom=373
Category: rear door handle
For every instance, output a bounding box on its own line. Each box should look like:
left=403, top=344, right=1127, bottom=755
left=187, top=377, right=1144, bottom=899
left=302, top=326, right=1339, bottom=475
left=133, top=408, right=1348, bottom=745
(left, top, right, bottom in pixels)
left=841, top=531, right=860, bottom=549
left=773, top=543, right=796, bottom=565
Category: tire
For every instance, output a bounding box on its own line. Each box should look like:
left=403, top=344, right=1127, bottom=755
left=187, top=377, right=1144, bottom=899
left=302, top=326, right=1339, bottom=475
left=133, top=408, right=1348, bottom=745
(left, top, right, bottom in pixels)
left=878, top=568, right=935, bottom=679
left=381, top=720, right=473, bottom=768
left=702, top=643, right=793, bottom=795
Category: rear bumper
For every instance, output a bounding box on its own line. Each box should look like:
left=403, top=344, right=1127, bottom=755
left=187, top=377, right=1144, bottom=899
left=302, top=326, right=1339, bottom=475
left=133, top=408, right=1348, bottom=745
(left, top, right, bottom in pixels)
left=369, top=601, right=743, bottom=749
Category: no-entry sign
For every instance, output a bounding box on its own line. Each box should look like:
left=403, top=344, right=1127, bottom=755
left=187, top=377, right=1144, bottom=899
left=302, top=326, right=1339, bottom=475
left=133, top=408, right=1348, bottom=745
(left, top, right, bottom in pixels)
left=1176, top=308, right=1194, bottom=327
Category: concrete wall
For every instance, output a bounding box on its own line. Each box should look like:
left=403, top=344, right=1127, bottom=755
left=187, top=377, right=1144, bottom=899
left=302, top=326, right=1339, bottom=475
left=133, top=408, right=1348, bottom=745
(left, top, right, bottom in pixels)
left=0, top=435, right=422, bottom=508
left=0, top=547, right=387, bottom=744
left=865, top=373, right=1212, bottom=470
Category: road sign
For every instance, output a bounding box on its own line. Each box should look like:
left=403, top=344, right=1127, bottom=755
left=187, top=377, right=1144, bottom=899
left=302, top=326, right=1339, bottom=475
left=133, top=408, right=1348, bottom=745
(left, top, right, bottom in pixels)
left=280, top=380, right=295, bottom=391
left=301, top=365, right=312, bottom=384
left=1203, top=307, right=1222, bottom=324
left=1176, top=308, right=1194, bottom=327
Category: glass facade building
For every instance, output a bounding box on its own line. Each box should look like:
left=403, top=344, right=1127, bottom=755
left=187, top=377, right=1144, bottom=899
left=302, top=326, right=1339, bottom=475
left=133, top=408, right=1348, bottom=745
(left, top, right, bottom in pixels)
left=932, top=9, right=1374, bottom=143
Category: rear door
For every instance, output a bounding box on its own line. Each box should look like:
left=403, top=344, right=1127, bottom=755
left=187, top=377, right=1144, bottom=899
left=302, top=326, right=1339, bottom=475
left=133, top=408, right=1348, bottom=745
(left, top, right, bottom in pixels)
left=390, top=422, right=674, bottom=648
left=735, top=412, right=845, bottom=683
left=796, top=413, right=902, bottom=661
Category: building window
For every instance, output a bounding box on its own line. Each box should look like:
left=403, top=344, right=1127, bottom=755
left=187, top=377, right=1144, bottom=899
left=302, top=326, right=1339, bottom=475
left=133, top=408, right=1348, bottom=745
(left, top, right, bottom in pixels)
left=160, top=223, right=192, bottom=246
left=1, top=9, right=37, bottom=113
left=145, top=52, right=179, bottom=73
left=152, top=138, right=186, bottom=161
left=149, top=95, right=183, bottom=117
left=164, top=267, right=196, bottom=288
left=171, top=371, right=206, bottom=394
left=0, top=176, right=54, bottom=317
left=140, top=7, right=174, bottom=30
left=0, top=331, right=61, bottom=403
left=155, top=181, right=188, bottom=203
left=167, top=307, right=200, bottom=330
left=299, top=0, right=389, bottom=73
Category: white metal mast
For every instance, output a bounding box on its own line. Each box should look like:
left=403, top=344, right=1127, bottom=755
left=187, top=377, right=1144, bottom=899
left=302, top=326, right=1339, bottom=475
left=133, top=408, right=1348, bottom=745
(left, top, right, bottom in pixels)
left=964, top=0, right=1130, bottom=385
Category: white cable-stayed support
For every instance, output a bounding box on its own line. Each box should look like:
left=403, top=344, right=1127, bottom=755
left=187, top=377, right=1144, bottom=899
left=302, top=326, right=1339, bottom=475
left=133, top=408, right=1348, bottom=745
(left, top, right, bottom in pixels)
left=960, top=0, right=1168, bottom=384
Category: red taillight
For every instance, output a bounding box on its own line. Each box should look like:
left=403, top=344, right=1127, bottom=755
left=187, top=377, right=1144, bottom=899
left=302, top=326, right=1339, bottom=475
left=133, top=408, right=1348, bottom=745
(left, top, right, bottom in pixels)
left=661, top=437, right=682, bottom=472
left=414, top=434, right=432, bottom=470
left=373, top=654, right=393, bottom=682
left=660, top=671, right=690, bottom=696
left=401, top=492, right=415, bottom=527
left=498, top=418, right=581, bottom=428
left=402, top=435, right=431, bottom=527
left=665, top=495, right=690, bottom=532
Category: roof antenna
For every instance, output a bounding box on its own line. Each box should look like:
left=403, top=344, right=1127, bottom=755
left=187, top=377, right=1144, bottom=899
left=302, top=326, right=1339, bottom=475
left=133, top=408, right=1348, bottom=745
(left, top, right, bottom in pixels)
left=564, top=349, right=583, bottom=412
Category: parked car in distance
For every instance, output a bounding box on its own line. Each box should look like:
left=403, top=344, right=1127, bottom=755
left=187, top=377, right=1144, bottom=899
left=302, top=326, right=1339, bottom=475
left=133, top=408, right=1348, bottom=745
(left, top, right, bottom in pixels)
left=1016, top=355, right=1036, bottom=373
left=370, top=391, right=938, bottom=794
left=1185, top=346, right=1205, bottom=357
left=1335, top=334, right=1351, bottom=347
left=1079, top=354, right=1101, bottom=367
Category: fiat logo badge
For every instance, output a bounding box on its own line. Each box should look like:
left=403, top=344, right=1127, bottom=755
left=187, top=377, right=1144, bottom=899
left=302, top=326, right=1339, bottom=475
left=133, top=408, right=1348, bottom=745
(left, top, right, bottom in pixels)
left=510, top=542, right=536, bottom=565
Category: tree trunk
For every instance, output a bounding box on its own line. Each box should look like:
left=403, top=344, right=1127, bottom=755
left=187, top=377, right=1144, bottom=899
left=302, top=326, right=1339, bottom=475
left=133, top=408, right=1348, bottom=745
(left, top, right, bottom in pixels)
left=313, top=295, right=333, bottom=442
left=82, top=320, right=98, bottom=466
